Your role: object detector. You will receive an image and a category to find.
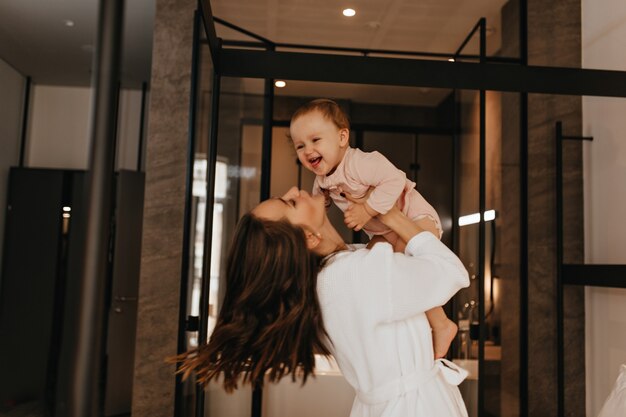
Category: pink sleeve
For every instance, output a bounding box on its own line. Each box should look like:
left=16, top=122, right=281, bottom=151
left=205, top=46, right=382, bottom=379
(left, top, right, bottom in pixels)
left=347, top=150, right=407, bottom=214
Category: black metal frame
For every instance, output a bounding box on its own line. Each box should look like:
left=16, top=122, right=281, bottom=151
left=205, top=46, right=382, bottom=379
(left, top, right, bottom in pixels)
left=137, top=81, right=148, bottom=172
left=478, top=19, right=487, bottom=417
left=519, top=1, right=529, bottom=414
left=18, top=76, right=31, bottom=168
left=174, top=9, right=202, bottom=417
left=217, top=48, right=626, bottom=97
left=185, top=1, right=626, bottom=416
left=195, top=64, right=222, bottom=417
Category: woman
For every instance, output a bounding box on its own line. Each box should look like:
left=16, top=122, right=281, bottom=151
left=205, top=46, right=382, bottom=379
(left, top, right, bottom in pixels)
left=175, top=186, right=469, bottom=416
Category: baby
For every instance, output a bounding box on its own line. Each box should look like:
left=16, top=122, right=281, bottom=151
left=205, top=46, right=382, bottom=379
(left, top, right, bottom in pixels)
left=289, top=98, right=457, bottom=359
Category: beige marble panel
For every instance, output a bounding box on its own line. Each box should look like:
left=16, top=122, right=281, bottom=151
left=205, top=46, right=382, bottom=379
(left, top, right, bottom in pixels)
left=132, top=0, right=196, bottom=416
left=527, top=0, right=585, bottom=412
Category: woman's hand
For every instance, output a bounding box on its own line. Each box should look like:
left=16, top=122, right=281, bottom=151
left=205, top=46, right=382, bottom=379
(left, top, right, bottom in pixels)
left=344, top=203, right=374, bottom=231
left=341, top=187, right=376, bottom=231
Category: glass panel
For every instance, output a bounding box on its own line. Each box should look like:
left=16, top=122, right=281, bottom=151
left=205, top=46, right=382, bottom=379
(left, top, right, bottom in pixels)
left=453, top=89, right=481, bottom=417
left=202, top=76, right=265, bottom=417
left=452, top=88, right=522, bottom=417
left=179, top=22, right=214, bottom=415
left=361, top=131, right=454, bottom=248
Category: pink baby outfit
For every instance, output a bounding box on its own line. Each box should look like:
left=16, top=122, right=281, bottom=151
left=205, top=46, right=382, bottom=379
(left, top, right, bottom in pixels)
left=313, top=147, right=443, bottom=237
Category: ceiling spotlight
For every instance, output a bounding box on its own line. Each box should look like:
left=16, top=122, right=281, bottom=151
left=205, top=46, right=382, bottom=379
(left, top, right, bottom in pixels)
left=64, top=19, right=75, bottom=27
left=274, top=80, right=286, bottom=88
left=343, top=8, right=356, bottom=17
left=448, top=58, right=455, bottom=62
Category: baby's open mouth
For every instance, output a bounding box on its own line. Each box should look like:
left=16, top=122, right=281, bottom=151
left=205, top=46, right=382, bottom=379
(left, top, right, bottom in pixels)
left=309, top=156, right=322, bottom=167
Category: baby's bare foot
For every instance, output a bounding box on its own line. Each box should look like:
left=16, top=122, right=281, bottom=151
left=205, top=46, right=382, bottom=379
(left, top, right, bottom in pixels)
left=432, top=319, right=458, bottom=359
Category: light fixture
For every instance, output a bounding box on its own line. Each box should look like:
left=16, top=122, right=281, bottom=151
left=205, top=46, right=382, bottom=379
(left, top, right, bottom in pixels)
left=64, top=19, right=75, bottom=27
left=343, top=8, right=356, bottom=17
left=62, top=213, right=71, bottom=219
left=63, top=206, right=72, bottom=212
left=458, top=210, right=496, bottom=226
left=448, top=58, right=456, bottom=62
left=274, top=80, right=286, bottom=88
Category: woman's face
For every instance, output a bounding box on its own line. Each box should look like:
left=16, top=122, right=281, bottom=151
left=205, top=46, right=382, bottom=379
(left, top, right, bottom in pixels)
left=252, top=186, right=326, bottom=232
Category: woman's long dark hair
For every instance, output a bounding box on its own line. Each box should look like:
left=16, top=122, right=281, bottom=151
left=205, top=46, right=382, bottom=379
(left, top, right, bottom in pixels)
left=172, top=213, right=332, bottom=392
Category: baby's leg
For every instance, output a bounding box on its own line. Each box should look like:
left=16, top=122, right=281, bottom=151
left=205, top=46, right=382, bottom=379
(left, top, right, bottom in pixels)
left=426, top=307, right=458, bottom=359
left=412, top=215, right=456, bottom=358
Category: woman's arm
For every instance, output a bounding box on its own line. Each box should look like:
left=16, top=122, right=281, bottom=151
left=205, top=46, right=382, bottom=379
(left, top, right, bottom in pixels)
left=376, top=205, right=468, bottom=320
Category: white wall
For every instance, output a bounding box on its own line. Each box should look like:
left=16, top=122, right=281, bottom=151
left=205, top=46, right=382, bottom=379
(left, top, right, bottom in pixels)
left=27, top=85, right=92, bottom=169
left=26, top=85, right=146, bottom=171
left=115, top=89, right=146, bottom=171
left=0, top=58, right=26, bottom=275
left=582, top=1, right=626, bottom=415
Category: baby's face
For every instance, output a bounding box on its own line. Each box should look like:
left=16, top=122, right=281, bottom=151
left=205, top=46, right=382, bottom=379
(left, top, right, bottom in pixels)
left=289, top=110, right=349, bottom=176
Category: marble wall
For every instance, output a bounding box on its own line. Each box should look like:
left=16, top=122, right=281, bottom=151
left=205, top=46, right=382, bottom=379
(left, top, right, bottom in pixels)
left=499, top=3, right=522, bottom=416
left=131, top=0, right=196, bottom=415
left=527, top=0, right=585, bottom=416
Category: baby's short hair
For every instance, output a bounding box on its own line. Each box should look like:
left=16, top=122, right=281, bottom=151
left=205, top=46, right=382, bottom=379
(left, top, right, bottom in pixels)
left=290, top=98, right=350, bottom=130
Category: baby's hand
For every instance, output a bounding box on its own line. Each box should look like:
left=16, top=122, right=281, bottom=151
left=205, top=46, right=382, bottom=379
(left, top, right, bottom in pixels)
left=344, top=203, right=374, bottom=231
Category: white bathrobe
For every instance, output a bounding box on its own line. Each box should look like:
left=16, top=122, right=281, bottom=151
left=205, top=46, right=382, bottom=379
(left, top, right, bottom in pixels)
left=317, top=232, right=470, bottom=417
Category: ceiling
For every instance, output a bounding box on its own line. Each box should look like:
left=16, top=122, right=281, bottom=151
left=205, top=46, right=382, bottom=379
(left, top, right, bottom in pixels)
left=0, top=0, right=155, bottom=87
left=213, top=0, right=508, bottom=106
left=0, top=0, right=510, bottom=105
left=211, top=0, right=506, bottom=55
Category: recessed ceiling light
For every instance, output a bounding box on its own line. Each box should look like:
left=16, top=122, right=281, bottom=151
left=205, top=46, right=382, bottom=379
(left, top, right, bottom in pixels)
left=274, top=80, right=286, bottom=88
left=448, top=58, right=456, bottom=62
left=343, top=8, right=356, bottom=17
left=64, top=19, right=75, bottom=27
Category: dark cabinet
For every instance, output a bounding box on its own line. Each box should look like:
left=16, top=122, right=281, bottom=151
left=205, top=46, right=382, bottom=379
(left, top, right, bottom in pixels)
left=0, top=168, right=144, bottom=416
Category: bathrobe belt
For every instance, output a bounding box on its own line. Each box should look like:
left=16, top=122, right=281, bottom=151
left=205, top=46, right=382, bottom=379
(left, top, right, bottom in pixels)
left=356, top=359, right=468, bottom=405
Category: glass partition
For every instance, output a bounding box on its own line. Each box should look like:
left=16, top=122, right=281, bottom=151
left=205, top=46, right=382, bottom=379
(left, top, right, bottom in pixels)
left=194, top=4, right=626, bottom=417
left=202, top=76, right=266, bottom=417
left=178, top=24, right=215, bottom=415
left=453, top=88, right=482, bottom=417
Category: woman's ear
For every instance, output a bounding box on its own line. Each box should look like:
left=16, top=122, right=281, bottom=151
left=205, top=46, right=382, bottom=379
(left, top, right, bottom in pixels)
left=304, top=229, right=322, bottom=250
left=339, top=128, right=350, bottom=148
